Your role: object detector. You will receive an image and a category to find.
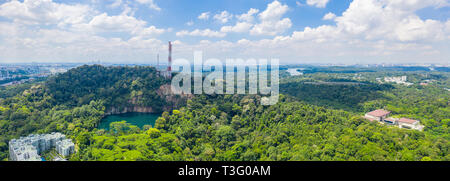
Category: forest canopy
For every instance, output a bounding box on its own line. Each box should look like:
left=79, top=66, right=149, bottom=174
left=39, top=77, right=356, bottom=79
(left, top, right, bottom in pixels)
left=0, top=65, right=448, bottom=161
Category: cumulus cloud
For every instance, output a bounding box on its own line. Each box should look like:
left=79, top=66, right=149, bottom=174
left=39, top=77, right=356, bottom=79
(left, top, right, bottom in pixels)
left=0, top=0, right=93, bottom=28
left=135, top=0, right=161, bottom=11
left=214, top=11, right=233, bottom=24
left=333, top=0, right=448, bottom=41
left=0, top=0, right=167, bottom=63
left=0, top=0, right=449, bottom=64
left=250, top=0, right=292, bottom=36
left=296, top=1, right=305, bottom=7
left=322, top=12, right=336, bottom=20
left=272, top=0, right=449, bottom=44
left=307, top=0, right=330, bottom=8
left=134, top=26, right=166, bottom=37
left=176, top=29, right=226, bottom=38
left=109, top=0, right=123, bottom=8
left=170, top=0, right=450, bottom=64
left=198, top=12, right=210, bottom=20
left=186, top=20, right=194, bottom=26
left=220, top=22, right=253, bottom=33
left=219, top=8, right=259, bottom=34
left=236, top=8, right=259, bottom=22
left=88, top=12, right=145, bottom=32
left=86, top=7, right=166, bottom=37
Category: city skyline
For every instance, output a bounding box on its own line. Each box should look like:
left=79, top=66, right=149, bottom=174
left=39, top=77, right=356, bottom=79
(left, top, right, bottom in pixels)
left=0, top=0, right=449, bottom=64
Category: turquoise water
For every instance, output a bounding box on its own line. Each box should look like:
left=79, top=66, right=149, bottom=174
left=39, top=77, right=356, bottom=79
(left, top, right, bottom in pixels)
left=99, top=112, right=161, bottom=130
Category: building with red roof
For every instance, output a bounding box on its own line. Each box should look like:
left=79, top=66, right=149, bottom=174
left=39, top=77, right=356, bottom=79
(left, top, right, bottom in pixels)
left=398, top=118, right=424, bottom=131
left=364, top=109, right=424, bottom=131
left=364, top=109, right=391, bottom=122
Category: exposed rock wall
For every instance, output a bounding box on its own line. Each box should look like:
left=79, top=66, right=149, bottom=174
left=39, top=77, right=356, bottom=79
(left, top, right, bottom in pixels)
left=105, top=84, right=192, bottom=115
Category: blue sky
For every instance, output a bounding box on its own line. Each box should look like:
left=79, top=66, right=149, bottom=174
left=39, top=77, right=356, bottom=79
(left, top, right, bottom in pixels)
left=0, top=0, right=449, bottom=64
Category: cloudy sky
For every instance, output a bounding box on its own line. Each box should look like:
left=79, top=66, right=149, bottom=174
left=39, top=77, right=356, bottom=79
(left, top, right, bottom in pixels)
left=0, top=0, right=449, bottom=64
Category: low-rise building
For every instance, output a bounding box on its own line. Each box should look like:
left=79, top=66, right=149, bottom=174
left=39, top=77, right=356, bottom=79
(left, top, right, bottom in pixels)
left=364, top=109, right=391, bottom=122
left=364, top=110, right=425, bottom=131
left=397, top=118, right=424, bottom=131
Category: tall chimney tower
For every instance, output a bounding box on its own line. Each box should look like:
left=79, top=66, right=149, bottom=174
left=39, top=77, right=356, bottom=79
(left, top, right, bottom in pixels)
left=157, top=54, right=159, bottom=69
left=156, top=53, right=160, bottom=76
left=168, top=41, right=172, bottom=79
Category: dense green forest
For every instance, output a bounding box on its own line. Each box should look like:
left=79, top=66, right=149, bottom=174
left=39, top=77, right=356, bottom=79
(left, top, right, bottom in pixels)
left=45, top=65, right=169, bottom=109
left=0, top=65, right=448, bottom=161
left=72, top=94, right=448, bottom=161
left=280, top=81, right=393, bottom=112
left=0, top=65, right=169, bottom=159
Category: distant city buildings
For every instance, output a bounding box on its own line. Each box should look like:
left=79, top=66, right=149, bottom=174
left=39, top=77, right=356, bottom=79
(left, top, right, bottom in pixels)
left=384, top=76, right=413, bottom=86
left=364, top=109, right=424, bottom=131
left=47, top=68, right=68, bottom=74
left=9, top=132, right=75, bottom=161
left=0, top=64, right=77, bottom=87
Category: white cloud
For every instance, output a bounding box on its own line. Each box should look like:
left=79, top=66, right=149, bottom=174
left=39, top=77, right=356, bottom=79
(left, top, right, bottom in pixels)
left=168, top=0, right=450, bottom=64
left=198, top=12, right=210, bottom=20
left=176, top=29, right=226, bottom=38
left=237, top=8, right=259, bottom=22
left=0, top=0, right=93, bottom=27
left=219, top=8, right=259, bottom=34
left=0, top=0, right=168, bottom=63
left=86, top=8, right=166, bottom=37
left=332, top=0, right=448, bottom=41
left=214, top=11, right=233, bottom=24
left=186, top=20, right=194, bottom=26
left=296, top=1, right=305, bottom=7
left=134, top=26, right=165, bottom=37
left=135, top=0, right=161, bottom=11
left=221, top=22, right=253, bottom=33
left=446, top=20, right=450, bottom=39
left=307, top=0, right=330, bottom=8
left=109, top=0, right=123, bottom=8
left=322, top=12, right=336, bottom=20
left=0, top=0, right=449, bottom=64
left=250, top=1, right=292, bottom=36
left=271, top=0, right=449, bottom=43
left=88, top=12, right=146, bottom=32
left=242, top=0, right=450, bottom=63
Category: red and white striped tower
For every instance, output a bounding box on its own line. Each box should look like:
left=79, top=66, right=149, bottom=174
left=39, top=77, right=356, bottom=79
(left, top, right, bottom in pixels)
left=167, top=41, right=172, bottom=79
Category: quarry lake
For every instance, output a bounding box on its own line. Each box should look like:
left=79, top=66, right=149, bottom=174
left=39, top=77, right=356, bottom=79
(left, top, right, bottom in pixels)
left=99, top=112, right=161, bottom=130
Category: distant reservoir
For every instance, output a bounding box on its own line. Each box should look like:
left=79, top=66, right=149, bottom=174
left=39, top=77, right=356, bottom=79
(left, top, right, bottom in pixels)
left=99, top=112, right=161, bottom=130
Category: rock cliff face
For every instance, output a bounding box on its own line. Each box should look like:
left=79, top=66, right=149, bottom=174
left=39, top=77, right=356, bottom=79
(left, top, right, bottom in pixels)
left=105, top=84, right=192, bottom=115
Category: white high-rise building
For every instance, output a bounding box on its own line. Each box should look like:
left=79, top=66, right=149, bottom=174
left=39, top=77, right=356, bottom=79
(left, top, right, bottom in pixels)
left=9, top=132, right=74, bottom=161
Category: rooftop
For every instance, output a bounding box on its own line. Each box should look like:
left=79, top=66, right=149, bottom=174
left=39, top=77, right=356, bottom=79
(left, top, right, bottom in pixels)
left=398, top=118, right=419, bottom=124
left=367, top=109, right=391, bottom=117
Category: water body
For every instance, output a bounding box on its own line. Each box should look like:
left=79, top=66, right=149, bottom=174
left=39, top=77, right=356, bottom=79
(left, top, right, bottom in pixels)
left=99, top=112, right=161, bottom=130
